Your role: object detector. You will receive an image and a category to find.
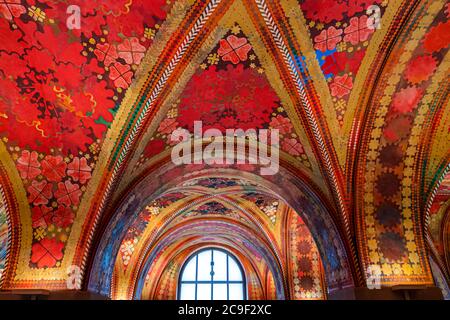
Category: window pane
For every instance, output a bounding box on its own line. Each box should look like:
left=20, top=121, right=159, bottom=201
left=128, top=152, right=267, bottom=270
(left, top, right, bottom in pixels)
left=179, top=284, right=196, bottom=300
left=228, top=258, right=242, bottom=281
left=196, top=283, right=211, bottom=300
left=228, top=283, right=244, bottom=300
left=197, top=250, right=212, bottom=281
left=213, top=283, right=228, bottom=300
left=212, top=250, right=227, bottom=281
left=181, top=258, right=197, bottom=281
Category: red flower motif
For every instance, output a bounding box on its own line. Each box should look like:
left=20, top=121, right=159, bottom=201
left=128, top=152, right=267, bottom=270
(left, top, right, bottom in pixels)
left=218, top=35, right=252, bottom=64
left=0, top=0, right=26, bottom=20
left=117, top=37, right=146, bottom=65
left=55, top=181, right=82, bottom=207
left=330, top=74, right=353, bottom=98
left=52, top=206, right=75, bottom=228
left=270, top=115, right=293, bottom=135
left=314, top=26, right=343, bottom=52
left=109, top=62, right=133, bottom=88
left=391, top=86, right=423, bottom=114
left=16, top=150, right=41, bottom=180
left=282, top=138, right=304, bottom=156
left=404, top=55, right=437, bottom=85
left=67, top=157, right=92, bottom=184
left=27, top=180, right=53, bottom=206
left=41, top=155, right=67, bottom=182
left=343, top=15, right=374, bottom=45
left=158, top=118, right=178, bottom=135
left=31, top=205, right=54, bottom=229
left=94, top=43, right=119, bottom=66
left=31, top=238, right=64, bottom=268
left=143, top=139, right=165, bottom=159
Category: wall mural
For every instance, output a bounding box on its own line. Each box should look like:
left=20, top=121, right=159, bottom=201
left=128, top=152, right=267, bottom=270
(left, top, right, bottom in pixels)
left=0, top=187, right=9, bottom=285
left=356, top=1, right=449, bottom=285
left=0, top=0, right=174, bottom=282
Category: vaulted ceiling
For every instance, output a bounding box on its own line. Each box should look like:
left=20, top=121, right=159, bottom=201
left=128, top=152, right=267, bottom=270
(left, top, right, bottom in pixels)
left=0, top=0, right=449, bottom=296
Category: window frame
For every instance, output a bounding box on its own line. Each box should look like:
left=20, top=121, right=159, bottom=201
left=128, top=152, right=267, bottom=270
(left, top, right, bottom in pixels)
left=177, top=247, right=247, bottom=300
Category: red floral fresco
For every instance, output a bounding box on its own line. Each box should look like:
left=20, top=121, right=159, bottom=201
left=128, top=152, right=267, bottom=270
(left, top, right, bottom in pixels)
left=0, top=0, right=172, bottom=268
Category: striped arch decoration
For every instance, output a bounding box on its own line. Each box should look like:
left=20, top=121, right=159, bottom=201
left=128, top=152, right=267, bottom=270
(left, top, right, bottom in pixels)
left=354, top=0, right=449, bottom=285
left=0, top=0, right=449, bottom=297
left=0, top=185, right=9, bottom=286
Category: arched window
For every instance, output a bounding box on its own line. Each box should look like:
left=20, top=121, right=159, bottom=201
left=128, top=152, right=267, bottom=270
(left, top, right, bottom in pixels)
left=178, top=248, right=246, bottom=300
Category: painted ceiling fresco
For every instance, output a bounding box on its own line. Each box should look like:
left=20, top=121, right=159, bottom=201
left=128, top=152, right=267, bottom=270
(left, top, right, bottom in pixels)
left=0, top=0, right=449, bottom=300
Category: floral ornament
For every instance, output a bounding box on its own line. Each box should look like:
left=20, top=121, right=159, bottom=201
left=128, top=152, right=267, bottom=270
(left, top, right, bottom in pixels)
left=314, top=26, right=343, bottom=52
left=94, top=43, right=119, bottom=66
left=28, top=180, right=53, bottom=206
left=343, top=15, right=374, bottom=45
left=282, top=138, right=304, bottom=156
left=31, top=238, right=64, bottom=268
left=218, top=35, right=252, bottom=64
left=330, top=74, right=353, bottom=98
left=0, top=0, right=26, bottom=21
left=31, top=205, right=54, bottom=229
left=52, top=206, right=75, bottom=228
left=158, top=118, right=179, bottom=135
left=270, top=115, right=293, bottom=135
left=67, top=157, right=92, bottom=184
left=391, top=86, right=423, bottom=114
left=109, top=62, right=133, bottom=88
left=54, top=181, right=82, bottom=207
left=177, top=65, right=278, bottom=132
left=16, top=150, right=41, bottom=180
left=120, top=239, right=136, bottom=266
left=41, top=155, right=67, bottom=182
left=117, top=37, right=146, bottom=65
left=404, top=55, right=437, bottom=84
